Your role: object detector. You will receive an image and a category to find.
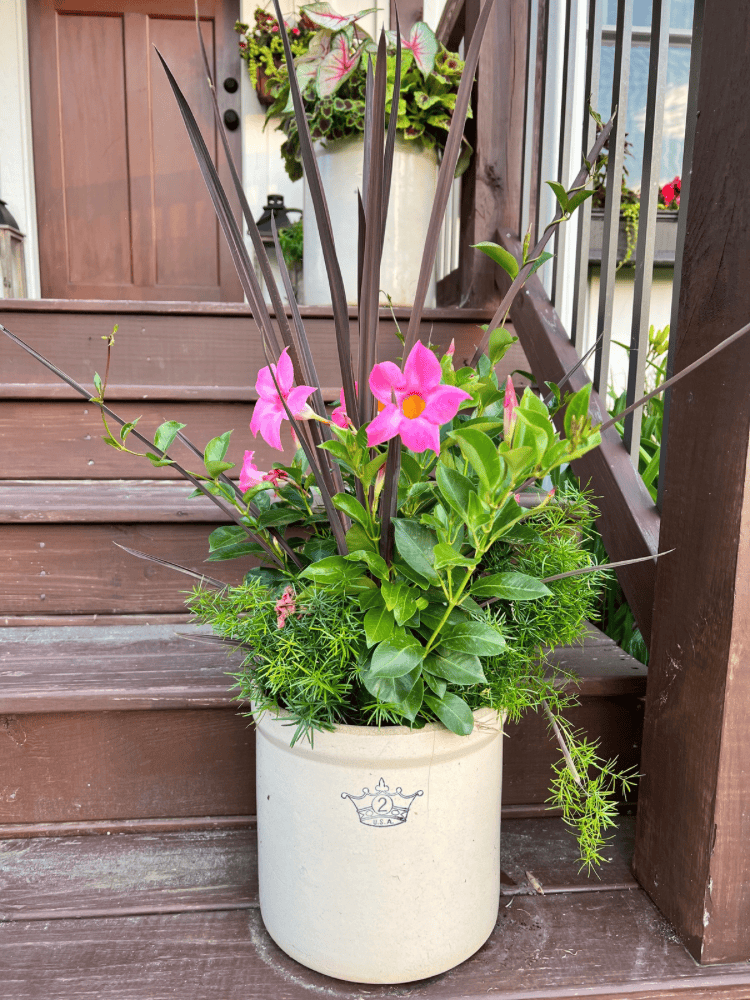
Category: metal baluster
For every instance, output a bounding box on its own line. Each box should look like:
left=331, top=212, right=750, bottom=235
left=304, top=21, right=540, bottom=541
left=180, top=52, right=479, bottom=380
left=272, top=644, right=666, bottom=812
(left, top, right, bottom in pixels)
left=658, top=0, right=705, bottom=510
left=570, top=0, right=603, bottom=350
left=551, top=0, right=579, bottom=310
left=520, top=0, right=540, bottom=241
left=623, top=0, right=671, bottom=462
left=593, top=0, right=633, bottom=394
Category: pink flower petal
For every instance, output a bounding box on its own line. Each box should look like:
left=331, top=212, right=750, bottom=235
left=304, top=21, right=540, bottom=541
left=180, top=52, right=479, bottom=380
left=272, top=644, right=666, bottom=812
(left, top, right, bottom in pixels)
left=286, top=384, right=316, bottom=416
left=398, top=415, right=441, bottom=454
left=255, top=364, right=281, bottom=402
left=369, top=361, right=404, bottom=405
left=275, top=347, right=295, bottom=395
left=366, top=403, right=403, bottom=447
left=402, top=341, right=442, bottom=396
left=331, top=406, right=348, bottom=428
left=421, top=384, right=471, bottom=424
left=251, top=398, right=285, bottom=451
left=239, top=450, right=265, bottom=492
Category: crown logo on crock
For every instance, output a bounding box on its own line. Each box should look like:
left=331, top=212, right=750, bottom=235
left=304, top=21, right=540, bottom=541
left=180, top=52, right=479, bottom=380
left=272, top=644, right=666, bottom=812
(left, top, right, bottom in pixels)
left=341, top=777, right=424, bottom=827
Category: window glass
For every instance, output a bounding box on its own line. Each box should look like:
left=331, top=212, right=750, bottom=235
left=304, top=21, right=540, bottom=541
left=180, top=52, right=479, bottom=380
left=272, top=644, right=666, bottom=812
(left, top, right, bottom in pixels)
left=605, top=0, right=694, bottom=29
left=598, top=0, right=693, bottom=188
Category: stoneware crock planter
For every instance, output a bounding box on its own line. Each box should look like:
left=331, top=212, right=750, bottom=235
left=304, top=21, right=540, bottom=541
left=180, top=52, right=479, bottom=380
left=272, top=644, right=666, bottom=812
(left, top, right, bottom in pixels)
left=254, top=705, right=504, bottom=984
left=302, top=134, right=439, bottom=307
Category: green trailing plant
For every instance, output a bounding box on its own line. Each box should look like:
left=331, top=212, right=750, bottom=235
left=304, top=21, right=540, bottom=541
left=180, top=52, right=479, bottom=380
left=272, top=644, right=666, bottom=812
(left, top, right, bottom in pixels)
left=4, top=4, right=748, bottom=870
left=277, top=217, right=304, bottom=268
left=244, top=3, right=471, bottom=181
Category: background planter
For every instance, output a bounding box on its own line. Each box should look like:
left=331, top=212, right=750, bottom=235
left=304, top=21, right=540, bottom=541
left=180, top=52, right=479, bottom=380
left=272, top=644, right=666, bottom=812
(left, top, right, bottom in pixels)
left=589, top=208, right=678, bottom=266
left=302, top=135, right=438, bottom=307
left=254, top=706, right=504, bottom=984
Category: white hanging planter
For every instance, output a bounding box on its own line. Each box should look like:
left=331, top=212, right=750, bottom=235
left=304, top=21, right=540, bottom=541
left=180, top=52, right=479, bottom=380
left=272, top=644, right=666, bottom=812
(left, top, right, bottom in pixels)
left=302, top=135, right=438, bottom=308
left=254, top=705, right=504, bottom=984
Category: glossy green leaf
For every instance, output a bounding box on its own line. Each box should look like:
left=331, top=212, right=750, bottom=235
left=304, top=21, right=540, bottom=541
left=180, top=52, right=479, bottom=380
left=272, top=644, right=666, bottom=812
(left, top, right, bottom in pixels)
left=381, top=581, right=420, bottom=625
left=526, top=251, right=554, bottom=278
left=546, top=180, right=569, bottom=213
left=423, top=670, right=447, bottom=698
left=333, top=492, right=370, bottom=528
left=203, top=430, right=231, bottom=466
left=346, top=523, right=377, bottom=553
left=424, top=691, right=474, bottom=735
left=425, top=650, right=486, bottom=685
left=154, top=420, right=187, bottom=454
left=472, top=241, right=519, bottom=280
left=433, top=542, right=477, bottom=570
left=451, top=428, right=502, bottom=492
left=393, top=519, right=441, bottom=584
left=364, top=606, right=397, bottom=647
left=300, top=555, right=365, bottom=587
left=361, top=663, right=422, bottom=707
left=370, top=636, right=424, bottom=678
left=438, top=620, right=505, bottom=656
left=488, top=327, right=517, bottom=365
left=398, top=677, right=424, bottom=722
left=471, top=571, right=552, bottom=601
left=435, top=465, right=474, bottom=519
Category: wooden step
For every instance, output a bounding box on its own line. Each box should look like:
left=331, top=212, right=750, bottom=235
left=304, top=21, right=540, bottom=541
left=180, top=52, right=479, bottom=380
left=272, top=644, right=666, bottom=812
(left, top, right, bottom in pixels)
left=3, top=817, right=750, bottom=998
left=0, top=623, right=645, bottom=833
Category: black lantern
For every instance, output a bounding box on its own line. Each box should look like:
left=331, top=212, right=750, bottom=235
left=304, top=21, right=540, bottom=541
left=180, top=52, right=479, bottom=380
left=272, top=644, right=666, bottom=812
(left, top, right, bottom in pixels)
left=0, top=200, right=27, bottom=299
left=253, top=195, right=302, bottom=302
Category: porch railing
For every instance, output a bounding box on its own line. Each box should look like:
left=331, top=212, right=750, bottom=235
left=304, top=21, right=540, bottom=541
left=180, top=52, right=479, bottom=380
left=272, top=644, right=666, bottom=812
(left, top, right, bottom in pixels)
left=434, top=0, right=701, bottom=648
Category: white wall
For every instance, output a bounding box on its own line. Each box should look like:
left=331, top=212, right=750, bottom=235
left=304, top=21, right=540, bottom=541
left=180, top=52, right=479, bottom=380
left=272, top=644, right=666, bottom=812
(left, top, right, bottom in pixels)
left=0, top=0, right=40, bottom=298
left=583, top=266, right=675, bottom=400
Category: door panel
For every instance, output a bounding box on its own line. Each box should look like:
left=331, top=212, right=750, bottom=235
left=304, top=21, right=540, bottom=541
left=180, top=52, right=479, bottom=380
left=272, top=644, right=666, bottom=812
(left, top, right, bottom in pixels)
left=28, top=0, right=242, bottom=302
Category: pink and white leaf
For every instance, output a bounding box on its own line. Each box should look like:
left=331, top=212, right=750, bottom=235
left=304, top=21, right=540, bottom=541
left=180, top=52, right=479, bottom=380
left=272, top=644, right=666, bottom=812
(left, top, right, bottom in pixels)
left=404, top=22, right=438, bottom=76
left=301, top=2, right=377, bottom=32
left=316, top=34, right=362, bottom=97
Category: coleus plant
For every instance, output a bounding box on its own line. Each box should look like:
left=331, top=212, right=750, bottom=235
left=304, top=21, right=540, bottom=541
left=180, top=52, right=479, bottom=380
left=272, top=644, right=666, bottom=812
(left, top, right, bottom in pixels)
left=254, top=3, right=472, bottom=181
left=5, top=1, right=749, bottom=868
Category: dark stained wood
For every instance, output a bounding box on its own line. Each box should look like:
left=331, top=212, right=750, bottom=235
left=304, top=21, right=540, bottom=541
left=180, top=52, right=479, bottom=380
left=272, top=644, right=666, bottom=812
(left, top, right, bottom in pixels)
left=633, top=3, right=750, bottom=966
left=0, top=818, right=635, bottom=922
left=0, top=403, right=294, bottom=478
left=494, top=230, right=661, bottom=647
left=0, top=624, right=644, bottom=823
left=27, top=0, right=243, bottom=302
left=456, top=0, right=527, bottom=307
left=0, top=708, right=255, bottom=825
left=0, top=524, right=247, bottom=614
left=0, top=481, right=241, bottom=521
left=389, top=0, right=422, bottom=35
left=0, top=301, right=518, bottom=398
left=0, top=815, right=254, bottom=838
left=435, top=0, right=466, bottom=50
left=6, top=892, right=750, bottom=998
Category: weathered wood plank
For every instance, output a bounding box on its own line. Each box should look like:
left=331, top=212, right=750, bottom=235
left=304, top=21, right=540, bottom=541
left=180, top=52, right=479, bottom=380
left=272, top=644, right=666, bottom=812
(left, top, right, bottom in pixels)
left=0, top=481, right=241, bottom=521
left=0, top=301, right=519, bottom=398
left=0, top=524, right=246, bottom=614
left=0, top=622, right=644, bottom=711
left=0, top=818, right=635, bottom=922
left=633, top=1, right=750, bottom=966
left=5, top=891, right=750, bottom=999
left=494, top=230, right=661, bottom=646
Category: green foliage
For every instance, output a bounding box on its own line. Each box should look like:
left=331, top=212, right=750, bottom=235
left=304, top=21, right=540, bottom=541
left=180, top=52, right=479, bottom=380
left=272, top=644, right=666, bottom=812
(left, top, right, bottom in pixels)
left=277, top=218, right=304, bottom=268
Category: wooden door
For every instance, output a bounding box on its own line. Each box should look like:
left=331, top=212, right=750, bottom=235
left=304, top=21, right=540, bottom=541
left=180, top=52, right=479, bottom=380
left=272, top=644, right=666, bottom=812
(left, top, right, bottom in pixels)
left=28, top=0, right=243, bottom=303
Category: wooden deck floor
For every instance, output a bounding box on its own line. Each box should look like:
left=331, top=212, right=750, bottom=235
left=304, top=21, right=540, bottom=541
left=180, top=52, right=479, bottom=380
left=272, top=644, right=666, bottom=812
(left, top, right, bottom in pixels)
left=4, top=817, right=750, bottom=999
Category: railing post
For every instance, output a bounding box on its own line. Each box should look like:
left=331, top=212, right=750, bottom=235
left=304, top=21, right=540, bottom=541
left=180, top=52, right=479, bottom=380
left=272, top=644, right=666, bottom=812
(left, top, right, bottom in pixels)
left=633, top=0, right=750, bottom=964
left=455, top=0, right=527, bottom=307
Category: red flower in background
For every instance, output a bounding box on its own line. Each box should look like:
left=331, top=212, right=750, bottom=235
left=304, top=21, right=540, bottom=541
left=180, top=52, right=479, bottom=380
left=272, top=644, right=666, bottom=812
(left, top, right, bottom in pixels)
left=661, top=176, right=681, bottom=207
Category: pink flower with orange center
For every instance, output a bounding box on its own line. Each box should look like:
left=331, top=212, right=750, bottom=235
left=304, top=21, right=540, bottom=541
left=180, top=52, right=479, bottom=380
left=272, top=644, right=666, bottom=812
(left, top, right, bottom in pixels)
left=367, top=341, right=471, bottom=454
left=250, top=347, right=315, bottom=452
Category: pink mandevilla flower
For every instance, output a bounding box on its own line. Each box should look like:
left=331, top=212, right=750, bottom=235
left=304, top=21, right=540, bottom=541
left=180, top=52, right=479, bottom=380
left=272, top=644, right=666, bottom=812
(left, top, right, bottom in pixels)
left=503, top=376, right=519, bottom=442
left=367, top=341, right=471, bottom=454
left=239, top=451, right=265, bottom=493
left=250, top=347, right=315, bottom=451
left=330, top=381, right=358, bottom=429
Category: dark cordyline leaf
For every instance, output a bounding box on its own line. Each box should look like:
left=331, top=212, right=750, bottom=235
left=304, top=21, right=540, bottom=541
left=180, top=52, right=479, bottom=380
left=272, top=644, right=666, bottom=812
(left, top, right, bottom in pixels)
left=155, top=51, right=281, bottom=361
left=112, top=543, right=228, bottom=590
left=469, top=114, right=616, bottom=366
left=269, top=217, right=346, bottom=499
left=192, top=1, right=294, bottom=365
left=401, top=0, right=499, bottom=361
left=357, top=189, right=367, bottom=312
left=271, top=0, right=358, bottom=427
left=381, top=12, right=402, bottom=251
left=357, top=32, right=388, bottom=427
left=362, top=56, right=374, bottom=213
left=542, top=334, right=605, bottom=407
left=0, top=322, right=290, bottom=570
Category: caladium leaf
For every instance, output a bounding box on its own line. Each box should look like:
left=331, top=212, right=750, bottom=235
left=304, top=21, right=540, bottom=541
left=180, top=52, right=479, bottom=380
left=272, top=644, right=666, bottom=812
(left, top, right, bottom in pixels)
left=316, top=33, right=363, bottom=98
left=403, top=21, right=438, bottom=76
left=302, top=2, right=377, bottom=32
